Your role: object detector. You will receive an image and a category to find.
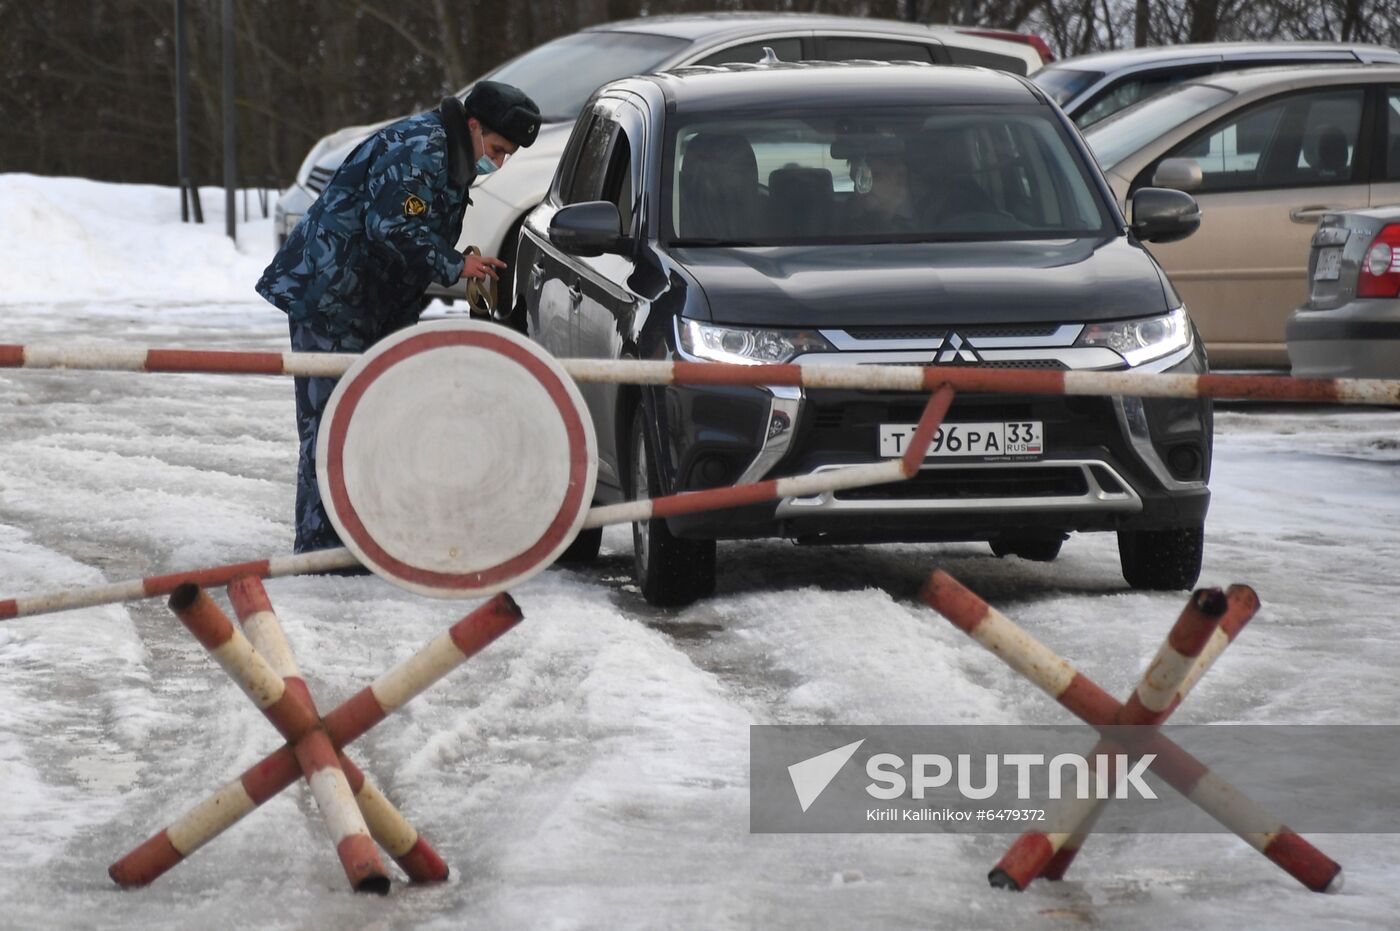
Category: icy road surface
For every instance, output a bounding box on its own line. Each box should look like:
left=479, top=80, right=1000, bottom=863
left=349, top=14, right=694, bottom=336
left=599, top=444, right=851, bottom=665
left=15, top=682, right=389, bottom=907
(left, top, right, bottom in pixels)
left=1, top=179, right=1398, bottom=930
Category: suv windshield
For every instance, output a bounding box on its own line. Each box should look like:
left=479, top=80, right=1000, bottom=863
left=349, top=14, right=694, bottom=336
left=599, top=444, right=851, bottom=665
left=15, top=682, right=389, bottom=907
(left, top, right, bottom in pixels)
left=1031, top=67, right=1103, bottom=105
left=1084, top=84, right=1234, bottom=170
left=486, top=31, right=686, bottom=122
left=663, top=106, right=1112, bottom=246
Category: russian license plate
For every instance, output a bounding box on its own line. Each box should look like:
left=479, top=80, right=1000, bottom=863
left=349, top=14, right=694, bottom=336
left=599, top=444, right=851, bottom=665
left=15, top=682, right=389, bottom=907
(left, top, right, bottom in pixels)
left=1313, top=247, right=1343, bottom=281
left=879, top=421, right=1043, bottom=459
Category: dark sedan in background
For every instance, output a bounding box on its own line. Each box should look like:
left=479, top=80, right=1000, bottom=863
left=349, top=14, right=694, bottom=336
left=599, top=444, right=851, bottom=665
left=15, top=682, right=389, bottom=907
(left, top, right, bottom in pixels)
left=518, top=62, right=1211, bottom=606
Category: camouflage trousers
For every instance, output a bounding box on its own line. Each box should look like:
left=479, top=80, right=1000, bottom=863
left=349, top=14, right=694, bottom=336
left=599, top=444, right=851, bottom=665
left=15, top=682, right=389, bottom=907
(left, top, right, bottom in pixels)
left=289, top=318, right=367, bottom=553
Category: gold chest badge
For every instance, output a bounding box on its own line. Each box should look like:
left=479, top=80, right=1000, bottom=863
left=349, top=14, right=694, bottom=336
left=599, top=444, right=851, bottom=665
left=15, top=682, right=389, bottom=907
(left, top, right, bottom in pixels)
left=403, top=195, right=428, bottom=217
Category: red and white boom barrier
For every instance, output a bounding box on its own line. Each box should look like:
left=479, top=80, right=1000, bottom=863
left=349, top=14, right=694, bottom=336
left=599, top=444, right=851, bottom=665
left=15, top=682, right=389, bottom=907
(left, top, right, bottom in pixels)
left=0, top=343, right=357, bottom=377
left=0, top=384, right=954, bottom=620
left=921, top=571, right=1341, bottom=894
left=4, top=341, right=1400, bottom=404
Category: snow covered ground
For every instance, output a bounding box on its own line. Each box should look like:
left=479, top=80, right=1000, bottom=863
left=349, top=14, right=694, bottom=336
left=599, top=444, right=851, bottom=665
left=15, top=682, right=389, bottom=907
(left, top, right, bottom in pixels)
left=1, top=176, right=1398, bottom=929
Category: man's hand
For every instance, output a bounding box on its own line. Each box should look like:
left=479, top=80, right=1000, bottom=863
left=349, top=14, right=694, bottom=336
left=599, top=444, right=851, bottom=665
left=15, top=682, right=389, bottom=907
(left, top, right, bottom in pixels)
left=462, top=252, right=507, bottom=281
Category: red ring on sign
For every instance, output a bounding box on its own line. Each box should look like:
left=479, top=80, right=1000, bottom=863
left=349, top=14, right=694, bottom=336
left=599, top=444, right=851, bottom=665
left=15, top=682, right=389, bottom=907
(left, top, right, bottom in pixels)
left=324, top=329, right=589, bottom=590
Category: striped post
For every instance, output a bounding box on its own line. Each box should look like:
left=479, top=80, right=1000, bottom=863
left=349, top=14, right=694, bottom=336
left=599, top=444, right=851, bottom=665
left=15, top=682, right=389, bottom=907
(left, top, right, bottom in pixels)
left=920, top=571, right=1341, bottom=894
left=581, top=383, right=955, bottom=529
left=3, top=386, right=954, bottom=622
left=227, top=576, right=448, bottom=884
left=4, top=341, right=1400, bottom=404
left=1041, top=584, right=1261, bottom=880
left=155, top=584, right=389, bottom=893
left=108, top=592, right=522, bottom=888
left=0, top=548, right=358, bottom=622
left=992, top=587, right=1228, bottom=890
left=0, top=343, right=356, bottom=377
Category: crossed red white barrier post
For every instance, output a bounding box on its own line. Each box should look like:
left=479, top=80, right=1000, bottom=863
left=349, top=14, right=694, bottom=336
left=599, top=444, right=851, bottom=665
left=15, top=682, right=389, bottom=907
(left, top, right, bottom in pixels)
left=921, top=570, right=1341, bottom=894
left=109, top=587, right=521, bottom=890
left=227, top=577, right=449, bottom=884
left=1041, top=584, right=1260, bottom=880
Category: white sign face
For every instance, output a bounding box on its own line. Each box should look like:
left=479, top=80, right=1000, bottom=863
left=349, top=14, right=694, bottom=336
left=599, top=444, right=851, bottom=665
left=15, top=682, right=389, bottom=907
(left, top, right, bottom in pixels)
left=317, top=320, right=597, bottom=599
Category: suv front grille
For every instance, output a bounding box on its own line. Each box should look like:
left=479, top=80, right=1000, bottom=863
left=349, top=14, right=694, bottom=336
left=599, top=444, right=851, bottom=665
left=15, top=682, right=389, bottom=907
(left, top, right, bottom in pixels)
left=967, top=359, right=1067, bottom=370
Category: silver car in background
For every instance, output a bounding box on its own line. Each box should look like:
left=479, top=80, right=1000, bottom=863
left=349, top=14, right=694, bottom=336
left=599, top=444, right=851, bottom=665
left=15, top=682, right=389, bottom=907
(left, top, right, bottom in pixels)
left=1288, top=206, right=1400, bottom=377
left=1034, top=41, right=1400, bottom=129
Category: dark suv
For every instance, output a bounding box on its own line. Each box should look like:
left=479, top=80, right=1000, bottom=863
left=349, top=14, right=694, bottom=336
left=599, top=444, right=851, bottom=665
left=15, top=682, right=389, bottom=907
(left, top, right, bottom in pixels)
left=517, top=61, right=1211, bottom=606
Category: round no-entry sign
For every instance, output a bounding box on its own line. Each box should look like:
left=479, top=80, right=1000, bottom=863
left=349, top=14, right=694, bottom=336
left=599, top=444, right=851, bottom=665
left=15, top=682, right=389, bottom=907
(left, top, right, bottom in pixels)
left=316, top=320, right=597, bottom=598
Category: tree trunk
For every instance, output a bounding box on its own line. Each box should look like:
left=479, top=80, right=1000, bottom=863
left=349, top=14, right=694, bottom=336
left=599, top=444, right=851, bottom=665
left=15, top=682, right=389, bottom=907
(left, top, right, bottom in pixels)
left=1187, top=0, right=1220, bottom=42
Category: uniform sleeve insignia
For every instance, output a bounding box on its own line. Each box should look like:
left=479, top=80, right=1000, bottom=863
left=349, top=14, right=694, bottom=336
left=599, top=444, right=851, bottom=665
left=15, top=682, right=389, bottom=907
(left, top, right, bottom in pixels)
left=403, top=194, right=428, bottom=217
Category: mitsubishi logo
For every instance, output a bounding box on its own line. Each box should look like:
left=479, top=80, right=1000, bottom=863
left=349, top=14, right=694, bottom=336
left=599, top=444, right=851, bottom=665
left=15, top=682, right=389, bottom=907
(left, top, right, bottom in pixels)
left=937, top=332, right=979, bottom=364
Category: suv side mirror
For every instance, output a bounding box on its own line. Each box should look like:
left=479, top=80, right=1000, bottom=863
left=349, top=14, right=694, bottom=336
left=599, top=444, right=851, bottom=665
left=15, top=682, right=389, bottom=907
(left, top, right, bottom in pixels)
left=1130, top=187, right=1201, bottom=244
left=549, top=201, right=626, bottom=257
left=1151, top=157, right=1203, bottom=193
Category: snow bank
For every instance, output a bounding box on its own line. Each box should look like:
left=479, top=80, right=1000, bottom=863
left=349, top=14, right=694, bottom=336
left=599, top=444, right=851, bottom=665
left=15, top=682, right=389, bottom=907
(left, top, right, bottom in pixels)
left=0, top=174, right=277, bottom=306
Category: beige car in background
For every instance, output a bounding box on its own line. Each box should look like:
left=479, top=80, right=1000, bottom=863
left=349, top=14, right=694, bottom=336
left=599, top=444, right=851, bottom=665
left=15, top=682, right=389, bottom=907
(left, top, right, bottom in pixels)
left=1083, top=64, right=1400, bottom=368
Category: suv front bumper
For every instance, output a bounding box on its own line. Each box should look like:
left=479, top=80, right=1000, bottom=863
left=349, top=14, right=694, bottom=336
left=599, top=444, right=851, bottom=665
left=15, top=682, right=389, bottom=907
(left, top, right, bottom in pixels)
left=651, top=365, right=1211, bottom=543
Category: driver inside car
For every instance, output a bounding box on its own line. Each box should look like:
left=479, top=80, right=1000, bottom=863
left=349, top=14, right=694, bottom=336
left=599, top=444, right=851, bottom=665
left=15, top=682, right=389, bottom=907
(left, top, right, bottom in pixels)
left=837, top=134, right=917, bottom=235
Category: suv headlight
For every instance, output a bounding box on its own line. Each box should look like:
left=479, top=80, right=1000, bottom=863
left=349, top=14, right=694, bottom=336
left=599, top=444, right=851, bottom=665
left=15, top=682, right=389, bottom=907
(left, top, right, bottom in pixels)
left=679, top=320, right=833, bottom=365
left=1075, top=307, right=1191, bottom=367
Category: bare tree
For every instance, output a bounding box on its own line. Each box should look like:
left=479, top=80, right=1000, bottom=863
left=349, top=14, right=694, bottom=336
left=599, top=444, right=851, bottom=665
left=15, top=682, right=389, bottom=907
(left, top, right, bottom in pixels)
left=4, top=0, right=1400, bottom=186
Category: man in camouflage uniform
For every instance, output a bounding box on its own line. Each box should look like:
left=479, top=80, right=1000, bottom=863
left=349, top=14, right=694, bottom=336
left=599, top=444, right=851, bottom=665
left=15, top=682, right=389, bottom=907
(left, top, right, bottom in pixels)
left=257, top=81, right=542, bottom=553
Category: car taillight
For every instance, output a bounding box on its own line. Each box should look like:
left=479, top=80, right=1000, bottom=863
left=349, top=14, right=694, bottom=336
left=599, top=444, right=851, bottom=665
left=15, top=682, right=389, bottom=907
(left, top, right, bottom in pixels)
left=1357, top=224, right=1400, bottom=298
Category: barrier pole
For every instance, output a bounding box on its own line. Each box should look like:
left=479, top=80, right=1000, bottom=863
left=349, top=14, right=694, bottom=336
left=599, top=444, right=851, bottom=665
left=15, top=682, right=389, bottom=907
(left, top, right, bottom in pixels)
left=582, top=383, right=954, bottom=528
left=0, top=548, right=358, bottom=622
left=4, top=386, right=954, bottom=621
left=4, top=342, right=1399, bottom=404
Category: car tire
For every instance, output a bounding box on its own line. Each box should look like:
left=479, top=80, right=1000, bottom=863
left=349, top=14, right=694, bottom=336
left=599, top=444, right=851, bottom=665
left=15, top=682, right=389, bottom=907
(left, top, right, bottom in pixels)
left=556, top=526, right=603, bottom=564
left=990, top=533, right=1065, bottom=562
left=1118, top=525, right=1204, bottom=591
left=629, top=409, right=716, bottom=607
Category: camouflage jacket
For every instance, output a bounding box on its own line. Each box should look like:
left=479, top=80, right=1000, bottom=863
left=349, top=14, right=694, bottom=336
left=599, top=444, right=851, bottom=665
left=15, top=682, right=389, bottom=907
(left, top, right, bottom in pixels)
left=256, top=103, right=474, bottom=350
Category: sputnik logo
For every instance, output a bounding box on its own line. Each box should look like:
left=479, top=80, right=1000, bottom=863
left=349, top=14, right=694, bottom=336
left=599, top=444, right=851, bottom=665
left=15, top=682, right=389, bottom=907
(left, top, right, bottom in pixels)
left=788, top=739, right=865, bottom=812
